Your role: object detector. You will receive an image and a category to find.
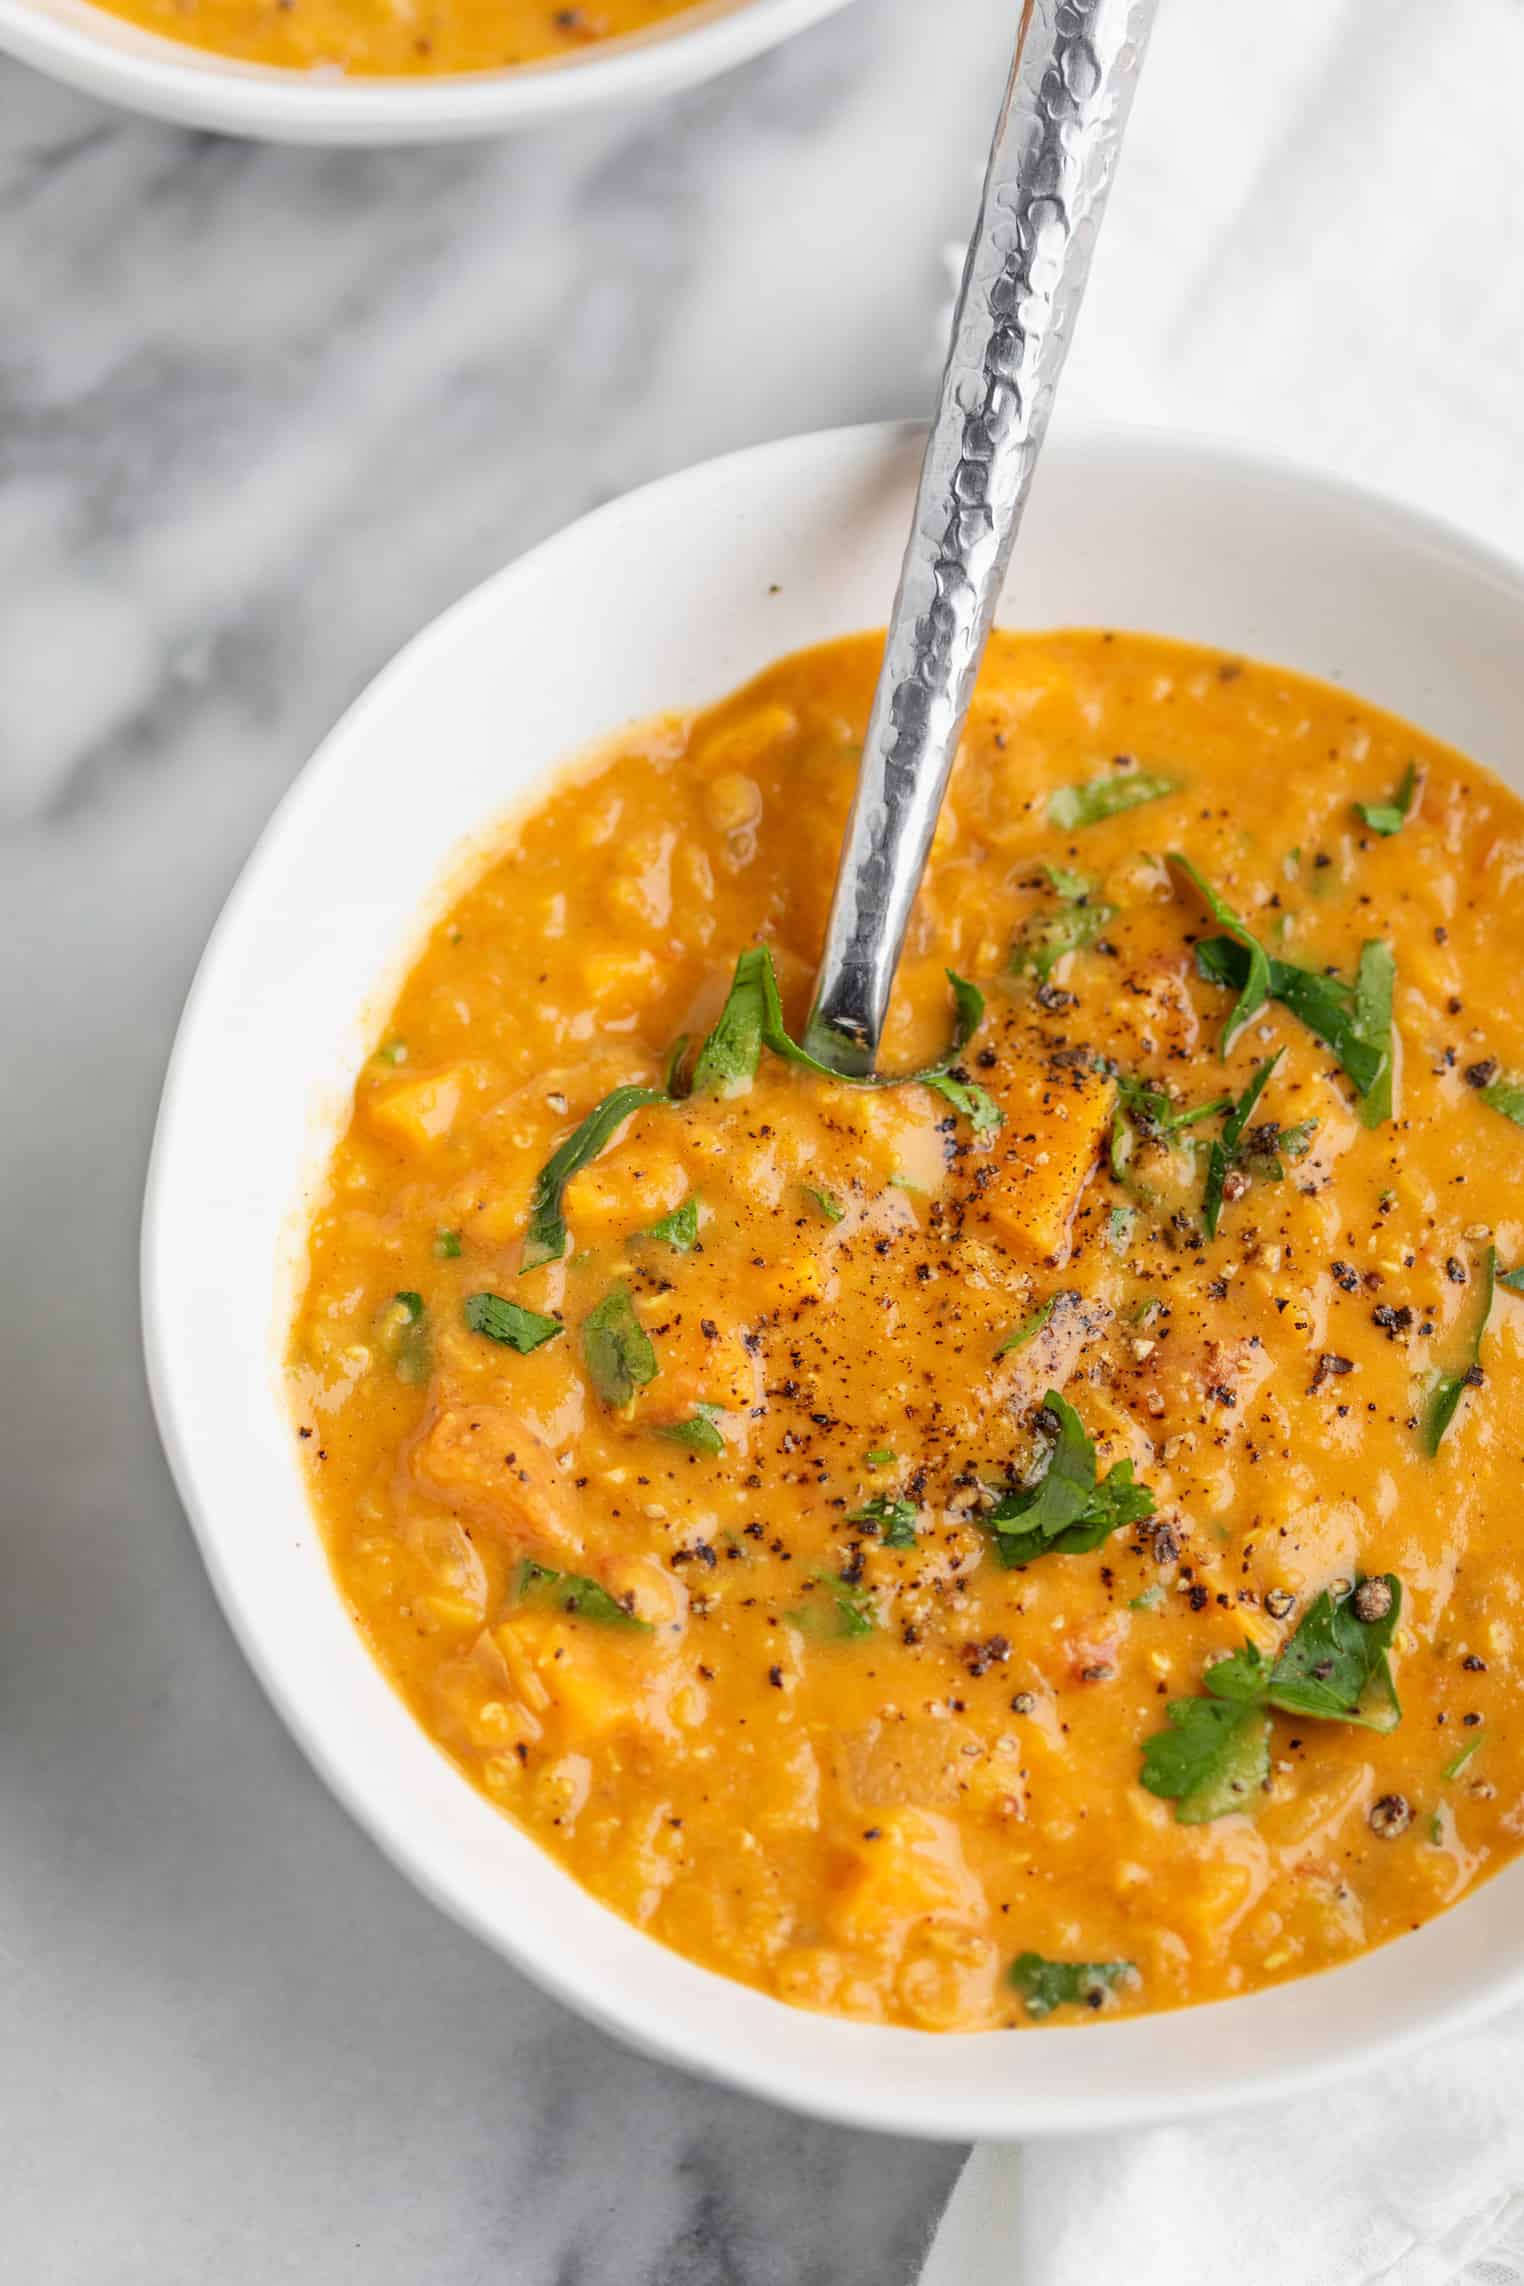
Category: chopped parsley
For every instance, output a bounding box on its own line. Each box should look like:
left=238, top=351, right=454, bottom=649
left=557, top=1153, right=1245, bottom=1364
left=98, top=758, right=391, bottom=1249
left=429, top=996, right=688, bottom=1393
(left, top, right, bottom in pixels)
left=522, top=1082, right=667, bottom=1269
left=787, top=1574, right=876, bottom=1639
left=380, top=1290, right=431, bottom=1385
left=691, top=945, right=1000, bottom=1130
left=690, top=949, right=768, bottom=1097
left=1008, top=1952, right=1136, bottom=2019
left=514, top=1558, right=651, bottom=1631
left=1356, top=761, right=1419, bottom=836
left=986, top=1390, right=1154, bottom=1567
left=463, top=1291, right=564, bottom=1353
left=995, top=1295, right=1057, bottom=1356
left=1047, top=769, right=1178, bottom=830
left=1044, top=861, right=1097, bottom=900
left=1204, top=1575, right=1402, bottom=1732
left=581, top=1284, right=658, bottom=1407
left=1201, top=1051, right=1282, bottom=1239
left=656, top=1404, right=726, bottom=1458
left=1142, top=1574, right=1404, bottom=1824
left=1194, top=932, right=1395, bottom=1124
left=1110, top=1070, right=1231, bottom=1185
left=1425, top=1245, right=1495, bottom=1455
left=1139, top=1698, right=1271, bottom=1825
left=1481, top=1076, right=1524, bottom=1126
left=433, top=1229, right=463, bottom=1259
left=864, top=1446, right=897, bottom=1467
left=848, top=1494, right=919, bottom=1548
left=1168, top=854, right=1273, bottom=1053
left=802, top=1184, right=846, bottom=1224
left=1010, top=897, right=1115, bottom=982
left=642, top=1196, right=701, bottom=1251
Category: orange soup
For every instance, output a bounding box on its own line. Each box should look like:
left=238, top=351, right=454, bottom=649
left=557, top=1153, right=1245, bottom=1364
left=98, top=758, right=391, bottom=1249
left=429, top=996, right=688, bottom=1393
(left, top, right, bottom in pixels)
left=96, top=0, right=705, bottom=78
left=291, top=630, right=1524, bottom=2030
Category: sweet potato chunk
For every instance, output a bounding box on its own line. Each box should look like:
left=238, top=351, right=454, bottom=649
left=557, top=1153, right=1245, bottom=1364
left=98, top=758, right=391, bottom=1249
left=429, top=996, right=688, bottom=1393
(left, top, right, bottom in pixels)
left=828, top=1808, right=986, bottom=1947
left=409, top=1403, right=582, bottom=1563
left=972, top=1048, right=1113, bottom=1263
left=365, top=1067, right=468, bottom=1150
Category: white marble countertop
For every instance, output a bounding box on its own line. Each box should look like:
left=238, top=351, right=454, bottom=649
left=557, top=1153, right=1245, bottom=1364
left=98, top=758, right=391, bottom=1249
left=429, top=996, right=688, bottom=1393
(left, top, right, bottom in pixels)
left=4, top=0, right=1522, bottom=2277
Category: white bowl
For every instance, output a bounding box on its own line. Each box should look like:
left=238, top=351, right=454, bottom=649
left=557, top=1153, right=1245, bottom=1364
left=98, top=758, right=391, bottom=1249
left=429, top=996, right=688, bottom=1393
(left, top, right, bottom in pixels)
left=143, top=421, right=1524, bottom=2139
left=0, top=0, right=855, bottom=142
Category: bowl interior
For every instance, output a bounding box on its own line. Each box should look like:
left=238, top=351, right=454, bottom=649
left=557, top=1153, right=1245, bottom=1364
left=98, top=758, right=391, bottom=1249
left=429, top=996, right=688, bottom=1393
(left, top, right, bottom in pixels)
left=144, top=421, right=1524, bottom=2138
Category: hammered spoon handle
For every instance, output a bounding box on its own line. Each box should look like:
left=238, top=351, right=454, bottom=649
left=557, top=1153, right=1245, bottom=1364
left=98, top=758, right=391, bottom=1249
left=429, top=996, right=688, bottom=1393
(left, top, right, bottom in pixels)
left=804, top=0, right=1159, bottom=1073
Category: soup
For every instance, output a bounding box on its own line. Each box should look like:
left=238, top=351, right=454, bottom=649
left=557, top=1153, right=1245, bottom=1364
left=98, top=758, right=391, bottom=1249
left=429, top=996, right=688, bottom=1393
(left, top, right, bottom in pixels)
left=290, top=630, right=1524, bottom=2030
left=95, top=0, right=706, bottom=78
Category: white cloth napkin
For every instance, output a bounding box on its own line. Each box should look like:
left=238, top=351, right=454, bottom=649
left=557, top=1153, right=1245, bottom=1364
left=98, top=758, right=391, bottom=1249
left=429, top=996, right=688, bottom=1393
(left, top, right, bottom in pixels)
left=921, top=2, right=1524, bottom=2280
left=921, top=2014, right=1524, bottom=2286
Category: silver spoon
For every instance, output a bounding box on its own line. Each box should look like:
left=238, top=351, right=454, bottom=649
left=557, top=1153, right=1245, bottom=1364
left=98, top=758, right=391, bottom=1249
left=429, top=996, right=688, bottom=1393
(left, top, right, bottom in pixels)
left=804, top=0, right=1159, bottom=1074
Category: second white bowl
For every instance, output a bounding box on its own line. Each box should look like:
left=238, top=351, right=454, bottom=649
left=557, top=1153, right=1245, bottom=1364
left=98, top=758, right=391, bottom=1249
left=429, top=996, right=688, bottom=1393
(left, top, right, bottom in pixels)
left=0, top=0, right=857, bottom=142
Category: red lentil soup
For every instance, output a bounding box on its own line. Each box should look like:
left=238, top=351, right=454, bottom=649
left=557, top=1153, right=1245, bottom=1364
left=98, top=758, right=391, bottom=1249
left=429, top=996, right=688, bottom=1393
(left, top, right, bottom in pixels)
left=93, top=0, right=709, bottom=80
left=290, top=630, right=1524, bottom=2031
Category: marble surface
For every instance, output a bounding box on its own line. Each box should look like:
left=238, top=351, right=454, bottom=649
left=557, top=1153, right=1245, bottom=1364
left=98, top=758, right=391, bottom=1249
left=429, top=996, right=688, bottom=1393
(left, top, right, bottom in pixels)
left=3, top=0, right=1523, bottom=2278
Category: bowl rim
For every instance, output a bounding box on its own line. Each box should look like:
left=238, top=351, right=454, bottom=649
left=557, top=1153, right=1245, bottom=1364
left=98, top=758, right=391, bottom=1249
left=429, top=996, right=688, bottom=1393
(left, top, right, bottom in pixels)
left=0, top=0, right=855, bottom=141
left=142, top=418, right=1524, bottom=2138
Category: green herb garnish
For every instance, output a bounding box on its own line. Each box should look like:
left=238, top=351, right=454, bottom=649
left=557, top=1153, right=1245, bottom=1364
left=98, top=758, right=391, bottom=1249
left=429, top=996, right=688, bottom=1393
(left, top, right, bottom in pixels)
left=1008, top=1952, right=1136, bottom=2020
left=996, top=1295, right=1057, bottom=1356
left=1356, top=762, right=1419, bottom=836
left=1010, top=898, right=1115, bottom=982
left=690, top=949, right=769, bottom=1098
left=1201, top=1051, right=1282, bottom=1239
left=523, top=1083, right=667, bottom=1270
left=1048, top=770, right=1178, bottom=830
left=642, top=1197, right=701, bottom=1251
left=865, top=1446, right=896, bottom=1467
left=1444, top=1733, right=1484, bottom=1780
left=1044, top=862, right=1097, bottom=900
left=1481, top=1077, right=1524, bottom=1126
left=581, top=1284, right=658, bottom=1407
left=514, top=1558, right=652, bottom=1631
left=922, top=1069, right=1004, bottom=1133
left=1110, top=1069, right=1232, bottom=1184
left=1139, top=1698, right=1272, bottom=1824
left=1204, top=1575, right=1403, bottom=1732
left=1194, top=934, right=1395, bottom=1122
left=663, top=1032, right=693, bottom=1094
left=380, top=1290, right=431, bottom=1385
left=787, top=1574, right=877, bottom=1639
left=656, top=1404, right=726, bottom=1458
left=849, top=1494, right=919, bottom=1548
left=463, top=1292, right=564, bottom=1353
left=986, top=1390, right=1155, bottom=1566
left=1129, top=1585, right=1165, bottom=1612
left=1426, top=1245, right=1495, bottom=1455
left=1168, top=854, right=1273, bottom=1053
left=802, top=1184, right=846, bottom=1224
left=1500, top=1264, right=1524, bottom=1295
left=693, top=945, right=1000, bottom=1131
left=1352, top=942, right=1396, bottom=1126
left=1107, top=1205, right=1135, bottom=1256
left=433, top=1229, right=463, bottom=1259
